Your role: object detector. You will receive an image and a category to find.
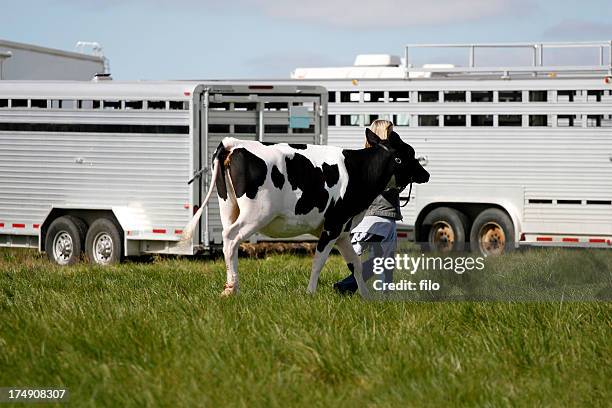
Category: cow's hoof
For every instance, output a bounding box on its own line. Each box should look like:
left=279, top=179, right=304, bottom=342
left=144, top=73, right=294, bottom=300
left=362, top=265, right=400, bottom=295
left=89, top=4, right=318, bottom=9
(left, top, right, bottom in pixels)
left=220, top=283, right=238, bottom=297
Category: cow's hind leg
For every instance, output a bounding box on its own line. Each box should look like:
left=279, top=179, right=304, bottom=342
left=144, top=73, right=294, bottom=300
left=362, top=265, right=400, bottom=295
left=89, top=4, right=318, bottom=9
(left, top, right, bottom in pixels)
left=220, top=211, right=271, bottom=296
left=336, top=234, right=369, bottom=298
left=218, top=194, right=240, bottom=296
left=221, top=226, right=240, bottom=297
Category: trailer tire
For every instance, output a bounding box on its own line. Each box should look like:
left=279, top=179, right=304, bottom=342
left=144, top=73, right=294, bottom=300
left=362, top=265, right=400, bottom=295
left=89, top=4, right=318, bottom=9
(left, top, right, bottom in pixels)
left=421, top=207, right=468, bottom=252
left=45, top=216, right=87, bottom=265
left=470, top=208, right=515, bottom=256
left=85, top=218, right=123, bottom=265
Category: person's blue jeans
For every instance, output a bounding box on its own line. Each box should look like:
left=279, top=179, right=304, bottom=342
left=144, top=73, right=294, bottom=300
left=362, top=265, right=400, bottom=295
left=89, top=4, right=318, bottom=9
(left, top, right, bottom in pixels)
left=333, top=233, right=395, bottom=294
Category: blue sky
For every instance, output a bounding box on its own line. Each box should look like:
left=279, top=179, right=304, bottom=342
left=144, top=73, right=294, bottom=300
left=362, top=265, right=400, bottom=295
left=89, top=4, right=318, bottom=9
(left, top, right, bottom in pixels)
left=2, top=0, right=611, bottom=79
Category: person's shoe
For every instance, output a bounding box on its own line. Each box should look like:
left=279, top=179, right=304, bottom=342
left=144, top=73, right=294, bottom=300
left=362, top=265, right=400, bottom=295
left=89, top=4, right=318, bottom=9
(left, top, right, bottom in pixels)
left=333, top=274, right=358, bottom=295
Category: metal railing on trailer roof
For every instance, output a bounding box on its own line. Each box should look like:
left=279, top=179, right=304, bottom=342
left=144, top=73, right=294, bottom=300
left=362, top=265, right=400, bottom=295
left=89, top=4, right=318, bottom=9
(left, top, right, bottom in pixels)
left=403, top=41, right=612, bottom=78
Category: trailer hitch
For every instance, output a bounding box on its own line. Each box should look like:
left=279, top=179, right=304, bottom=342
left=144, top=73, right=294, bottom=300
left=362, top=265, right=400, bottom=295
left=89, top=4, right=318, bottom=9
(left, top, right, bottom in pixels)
left=188, top=167, right=208, bottom=185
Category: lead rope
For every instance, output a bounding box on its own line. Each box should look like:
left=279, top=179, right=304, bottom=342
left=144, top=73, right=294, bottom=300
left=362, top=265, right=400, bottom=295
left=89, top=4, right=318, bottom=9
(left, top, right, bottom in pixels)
left=400, top=182, right=413, bottom=208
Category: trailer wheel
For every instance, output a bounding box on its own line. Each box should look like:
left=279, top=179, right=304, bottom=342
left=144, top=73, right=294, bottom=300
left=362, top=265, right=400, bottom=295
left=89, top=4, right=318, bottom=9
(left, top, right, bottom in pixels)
left=422, top=207, right=467, bottom=252
left=470, top=209, right=515, bottom=256
left=85, top=218, right=123, bottom=265
left=45, top=216, right=87, bottom=265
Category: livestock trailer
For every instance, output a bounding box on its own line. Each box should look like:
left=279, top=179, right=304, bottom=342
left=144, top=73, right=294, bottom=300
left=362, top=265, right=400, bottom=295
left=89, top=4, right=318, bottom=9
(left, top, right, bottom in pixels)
left=292, top=41, right=612, bottom=255
left=0, top=81, right=327, bottom=264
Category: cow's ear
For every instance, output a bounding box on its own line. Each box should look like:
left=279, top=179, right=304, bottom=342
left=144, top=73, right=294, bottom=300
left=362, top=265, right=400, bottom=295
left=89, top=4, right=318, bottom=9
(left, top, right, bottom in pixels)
left=365, top=128, right=381, bottom=146
left=388, top=131, right=403, bottom=146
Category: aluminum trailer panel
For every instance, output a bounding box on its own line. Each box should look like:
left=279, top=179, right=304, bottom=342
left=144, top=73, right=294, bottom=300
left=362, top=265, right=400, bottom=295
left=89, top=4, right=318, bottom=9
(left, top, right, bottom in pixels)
left=0, top=81, right=196, bottom=255
left=0, top=81, right=327, bottom=260
left=291, top=42, right=612, bottom=251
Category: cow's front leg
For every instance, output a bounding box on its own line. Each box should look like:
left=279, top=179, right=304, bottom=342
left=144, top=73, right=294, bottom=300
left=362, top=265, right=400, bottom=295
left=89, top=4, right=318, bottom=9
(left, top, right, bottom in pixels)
left=336, top=234, right=369, bottom=298
left=307, top=234, right=337, bottom=294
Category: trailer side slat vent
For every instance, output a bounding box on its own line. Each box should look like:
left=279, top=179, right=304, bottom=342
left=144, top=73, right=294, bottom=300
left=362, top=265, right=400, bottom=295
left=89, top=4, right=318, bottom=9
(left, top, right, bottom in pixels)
left=264, top=102, right=288, bottom=111
left=293, top=125, right=315, bottom=134
left=499, top=114, right=522, bottom=126
left=471, top=91, right=493, bottom=102
left=443, top=91, right=466, bottom=103
left=208, top=124, right=230, bottom=133
left=125, top=100, right=143, bottom=110
left=529, top=90, right=548, bottom=102
left=529, top=115, right=548, bottom=127
left=472, top=114, right=493, bottom=126
left=586, top=200, right=612, bottom=205
left=389, top=91, right=409, bottom=102
left=209, top=102, right=229, bottom=111
left=234, top=124, right=256, bottom=134
left=234, top=103, right=256, bottom=111
left=529, top=199, right=611, bottom=205
left=557, top=90, right=576, bottom=102
left=340, top=114, right=361, bottom=126
left=169, top=101, right=188, bottom=110
left=103, top=100, right=122, bottom=110
left=0, top=122, right=189, bottom=134
left=364, top=91, right=384, bottom=103
left=264, top=124, right=289, bottom=134
left=11, top=99, right=27, bottom=108
left=444, top=115, right=466, bottom=126
left=147, top=101, right=166, bottom=110
left=31, top=99, right=48, bottom=109
left=78, top=100, right=101, bottom=109
left=418, top=115, right=439, bottom=126
left=340, top=91, right=359, bottom=103
left=0, top=98, right=189, bottom=111
left=499, top=91, right=522, bottom=102
left=418, top=91, right=439, bottom=103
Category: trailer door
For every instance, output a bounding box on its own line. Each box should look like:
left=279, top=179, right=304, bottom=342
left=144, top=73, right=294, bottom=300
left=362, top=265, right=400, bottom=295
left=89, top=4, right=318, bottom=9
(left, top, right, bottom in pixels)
left=199, top=88, right=325, bottom=248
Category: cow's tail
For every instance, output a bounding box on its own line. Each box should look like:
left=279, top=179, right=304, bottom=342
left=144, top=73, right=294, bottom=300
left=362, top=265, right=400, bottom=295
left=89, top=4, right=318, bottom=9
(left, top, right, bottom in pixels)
left=179, top=155, right=221, bottom=242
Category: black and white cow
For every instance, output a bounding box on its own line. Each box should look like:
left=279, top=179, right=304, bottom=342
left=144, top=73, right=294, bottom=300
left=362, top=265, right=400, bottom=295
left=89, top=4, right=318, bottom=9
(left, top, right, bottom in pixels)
left=181, top=129, right=430, bottom=296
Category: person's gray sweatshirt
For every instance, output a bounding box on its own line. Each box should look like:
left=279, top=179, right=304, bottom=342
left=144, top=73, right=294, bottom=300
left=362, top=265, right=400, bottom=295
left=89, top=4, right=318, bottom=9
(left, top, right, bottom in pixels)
left=364, top=188, right=402, bottom=220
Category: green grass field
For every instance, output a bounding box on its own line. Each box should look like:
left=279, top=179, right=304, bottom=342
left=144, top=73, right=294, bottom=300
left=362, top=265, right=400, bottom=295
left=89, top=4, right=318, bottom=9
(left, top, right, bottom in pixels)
left=0, top=247, right=611, bottom=407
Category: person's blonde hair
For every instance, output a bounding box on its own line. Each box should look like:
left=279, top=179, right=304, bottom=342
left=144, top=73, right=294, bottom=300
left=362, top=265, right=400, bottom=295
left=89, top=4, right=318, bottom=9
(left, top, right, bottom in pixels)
left=366, top=119, right=394, bottom=147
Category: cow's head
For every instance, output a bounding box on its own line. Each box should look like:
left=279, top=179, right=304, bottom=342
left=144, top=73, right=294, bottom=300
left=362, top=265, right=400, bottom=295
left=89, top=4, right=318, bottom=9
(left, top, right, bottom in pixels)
left=365, top=129, right=430, bottom=188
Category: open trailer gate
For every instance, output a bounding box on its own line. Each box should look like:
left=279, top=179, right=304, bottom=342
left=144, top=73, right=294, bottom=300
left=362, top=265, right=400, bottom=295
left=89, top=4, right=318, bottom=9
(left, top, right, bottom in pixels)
left=200, top=86, right=325, bottom=247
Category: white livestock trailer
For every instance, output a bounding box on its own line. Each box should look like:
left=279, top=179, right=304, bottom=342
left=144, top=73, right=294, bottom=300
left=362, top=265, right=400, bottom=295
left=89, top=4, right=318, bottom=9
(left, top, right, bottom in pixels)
left=292, top=41, right=612, bottom=255
left=0, top=81, right=327, bottom=264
